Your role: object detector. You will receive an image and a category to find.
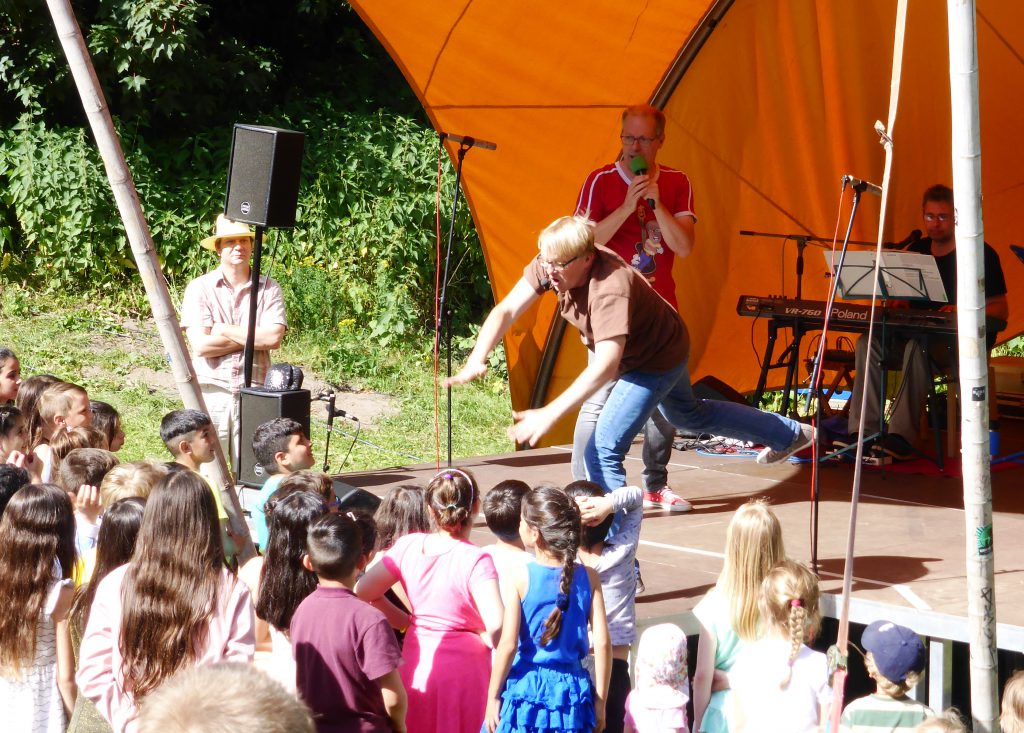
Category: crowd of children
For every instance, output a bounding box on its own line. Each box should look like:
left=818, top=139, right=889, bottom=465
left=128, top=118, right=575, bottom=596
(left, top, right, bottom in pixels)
left=2, top=343, right=1024, bottom=733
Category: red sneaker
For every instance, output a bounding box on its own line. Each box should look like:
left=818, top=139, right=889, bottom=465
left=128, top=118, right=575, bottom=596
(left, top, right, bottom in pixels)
left=643, top=487, right=693, bottom=513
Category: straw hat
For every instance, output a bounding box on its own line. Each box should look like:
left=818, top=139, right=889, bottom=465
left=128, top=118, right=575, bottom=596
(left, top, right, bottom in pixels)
left=200, top=214, right=255, bottom=251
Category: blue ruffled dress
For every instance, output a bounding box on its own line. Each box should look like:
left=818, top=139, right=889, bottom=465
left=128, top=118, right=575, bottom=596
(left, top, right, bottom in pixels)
left=496, top=560, right=595, bottom=733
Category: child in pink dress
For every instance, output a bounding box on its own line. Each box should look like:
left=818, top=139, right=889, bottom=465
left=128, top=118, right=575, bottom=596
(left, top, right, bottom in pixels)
left=356, top=468, right=503, bottom=733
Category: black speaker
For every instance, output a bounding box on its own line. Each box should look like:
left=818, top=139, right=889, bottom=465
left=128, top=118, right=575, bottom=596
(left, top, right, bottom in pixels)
left=238, top=387, right=311, bottom=487
left=331, top=480, right=382, bottom=514
left=224, top=124, right=305, bottom=228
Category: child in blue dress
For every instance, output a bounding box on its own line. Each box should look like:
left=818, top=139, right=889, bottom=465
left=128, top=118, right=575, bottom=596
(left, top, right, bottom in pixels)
left=485, top=484, right=612, bottom=733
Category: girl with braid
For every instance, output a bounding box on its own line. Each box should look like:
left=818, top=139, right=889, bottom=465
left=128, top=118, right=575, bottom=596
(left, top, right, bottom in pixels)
left=727, top=560, right=832, bottom=733
left=356, top=468, right=503, bottom=733
left=485, top=485, right=612, bottom=733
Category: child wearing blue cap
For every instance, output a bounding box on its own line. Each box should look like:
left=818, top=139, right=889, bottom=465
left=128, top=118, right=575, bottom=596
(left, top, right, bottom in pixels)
left=839, top=620, right=935, bottom=732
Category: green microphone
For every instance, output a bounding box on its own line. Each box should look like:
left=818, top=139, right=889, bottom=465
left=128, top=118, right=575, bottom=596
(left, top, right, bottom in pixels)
left=629, top=155, right=655, bottom=210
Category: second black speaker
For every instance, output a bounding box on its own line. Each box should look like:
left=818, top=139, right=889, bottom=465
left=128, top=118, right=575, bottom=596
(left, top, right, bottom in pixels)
left=224, top=124, right=304, bottom=228
left=237, top=387, right=311, bottom=488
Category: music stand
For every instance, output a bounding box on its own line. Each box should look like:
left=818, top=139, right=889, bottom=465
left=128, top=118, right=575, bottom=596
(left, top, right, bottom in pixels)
left=823, top=250, right=948, bottom=303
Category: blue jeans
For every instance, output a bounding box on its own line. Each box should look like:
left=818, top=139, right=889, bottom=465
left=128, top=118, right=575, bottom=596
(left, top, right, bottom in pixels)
left=583, top=360, right=802, bottom=493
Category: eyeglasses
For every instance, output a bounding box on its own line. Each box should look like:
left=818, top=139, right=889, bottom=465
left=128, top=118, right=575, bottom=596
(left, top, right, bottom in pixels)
left=620, top=134, right=658, bottom=146
left=924, top=213, right=951, bottom=223
left=539, top=253, right=583, bottom=273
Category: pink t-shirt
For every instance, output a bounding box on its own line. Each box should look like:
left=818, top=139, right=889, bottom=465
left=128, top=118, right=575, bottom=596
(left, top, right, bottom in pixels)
left=76, top=564, right=255, bottom=733
left=380, top=533, right=497, bottom=633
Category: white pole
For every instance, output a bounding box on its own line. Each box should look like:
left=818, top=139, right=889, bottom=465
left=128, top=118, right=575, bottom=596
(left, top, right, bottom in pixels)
left=947, top=1, right=999, bottom=729
left=44, top=0, right=256, bottom=562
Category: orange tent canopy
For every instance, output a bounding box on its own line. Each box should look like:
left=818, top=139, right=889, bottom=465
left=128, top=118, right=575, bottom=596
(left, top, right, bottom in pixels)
left=350, top=0, right=1024, bottom=445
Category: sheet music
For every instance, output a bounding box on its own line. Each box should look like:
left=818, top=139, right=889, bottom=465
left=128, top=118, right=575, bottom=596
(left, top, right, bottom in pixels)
left=824, top=250, right=948, bottom=302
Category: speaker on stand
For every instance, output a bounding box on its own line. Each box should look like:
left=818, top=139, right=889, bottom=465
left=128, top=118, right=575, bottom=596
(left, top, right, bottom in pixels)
left=222, top=124, right=304, bottom=389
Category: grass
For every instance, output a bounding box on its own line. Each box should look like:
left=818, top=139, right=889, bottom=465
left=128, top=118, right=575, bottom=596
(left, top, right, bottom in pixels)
left=0, top=284, right=514, bottom=473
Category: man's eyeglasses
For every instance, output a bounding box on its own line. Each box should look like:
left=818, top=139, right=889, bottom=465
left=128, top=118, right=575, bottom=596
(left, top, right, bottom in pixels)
left=620, top=135, right=658, bottom=146
left=539, top=253, right=583, bottom=273
left=924, top=213, right=952, bottom=223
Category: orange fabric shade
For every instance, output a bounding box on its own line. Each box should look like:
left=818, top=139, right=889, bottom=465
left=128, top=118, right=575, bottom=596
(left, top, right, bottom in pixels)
left=350, top=0, right=1024, bottom=446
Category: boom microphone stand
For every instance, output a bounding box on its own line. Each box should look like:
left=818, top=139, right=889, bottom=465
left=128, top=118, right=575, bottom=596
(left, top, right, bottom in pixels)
left=435, top=132, right=497, bottom=467
left=804, top=178, right=871, bottom=573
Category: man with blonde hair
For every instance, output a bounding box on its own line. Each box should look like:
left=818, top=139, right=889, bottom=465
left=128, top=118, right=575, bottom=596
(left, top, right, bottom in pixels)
left=573, top=104, right=698, bottom=511
left=449, top=216, right=812, bottom=497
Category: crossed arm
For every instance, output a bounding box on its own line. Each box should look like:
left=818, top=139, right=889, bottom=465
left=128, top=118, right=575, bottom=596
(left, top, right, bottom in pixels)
left=186, top=322, right=286, bottom=358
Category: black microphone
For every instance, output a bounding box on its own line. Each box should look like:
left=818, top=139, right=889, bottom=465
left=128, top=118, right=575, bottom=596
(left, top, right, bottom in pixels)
left=439, top=132, right=497, bottom=151
left=842, top=174, right=882, bottom=197
left=884, top=229, right=922, bottom=249
left=630, top=155, right=656, bottom=209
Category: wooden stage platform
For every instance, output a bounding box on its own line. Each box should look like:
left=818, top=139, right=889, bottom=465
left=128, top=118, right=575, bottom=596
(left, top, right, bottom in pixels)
left=339, top=429, right=1024, bottom=633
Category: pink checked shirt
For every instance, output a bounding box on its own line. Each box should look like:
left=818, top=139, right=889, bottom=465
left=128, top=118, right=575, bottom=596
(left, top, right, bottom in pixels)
left=179, top=269, right=287, bottom=392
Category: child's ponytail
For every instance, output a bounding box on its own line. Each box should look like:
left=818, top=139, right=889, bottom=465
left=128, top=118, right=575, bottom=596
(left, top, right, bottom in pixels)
left=780, top=598, right=807, bottom=689
left=523, top=485, right=582, bottom=647
left=758, top=560, right=820, bottom=690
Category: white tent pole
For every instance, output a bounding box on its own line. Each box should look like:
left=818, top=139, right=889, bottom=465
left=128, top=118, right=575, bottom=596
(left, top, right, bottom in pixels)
left=947, top=1, right=999, bottom=729
left=44, top=0, right=256, bottom=562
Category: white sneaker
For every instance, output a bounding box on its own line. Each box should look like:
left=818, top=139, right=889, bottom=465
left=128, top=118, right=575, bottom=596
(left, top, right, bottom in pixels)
left=756, top=423, right=816, bottom=465
left=643, top=487, right=693, bottom=512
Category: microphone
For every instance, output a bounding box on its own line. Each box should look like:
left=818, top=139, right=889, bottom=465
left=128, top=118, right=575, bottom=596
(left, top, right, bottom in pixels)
left=884, top=229, right=922, bottom=250
left=842, top=174, right=882, bottom=197
left=630, top=155, right=656, bottom=209
left=439, top=132, right=497, bottom=151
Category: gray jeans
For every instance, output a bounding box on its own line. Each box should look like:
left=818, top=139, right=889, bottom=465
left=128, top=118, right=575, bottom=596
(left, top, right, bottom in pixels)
left=571, top=377, right=676, bottom=492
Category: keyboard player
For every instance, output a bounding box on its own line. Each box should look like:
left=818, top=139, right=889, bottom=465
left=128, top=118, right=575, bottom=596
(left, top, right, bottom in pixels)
left=839, top=184, right=1008, bottom=459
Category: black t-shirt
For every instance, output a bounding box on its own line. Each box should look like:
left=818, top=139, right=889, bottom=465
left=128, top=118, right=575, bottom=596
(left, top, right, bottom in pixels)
left=906, top=237, right=1007, bottom=308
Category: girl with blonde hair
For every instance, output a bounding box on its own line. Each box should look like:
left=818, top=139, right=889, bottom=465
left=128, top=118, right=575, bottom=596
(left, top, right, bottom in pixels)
left=1003, top=671, right=1024, bottom=733
left=728, top=560, right=832, bottom=732
left=692, top=499, right=786, bottom=731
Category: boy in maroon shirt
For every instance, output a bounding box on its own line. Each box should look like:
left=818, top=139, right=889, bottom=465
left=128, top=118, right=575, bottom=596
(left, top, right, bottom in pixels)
left=291, top=514, right=407, bottom=733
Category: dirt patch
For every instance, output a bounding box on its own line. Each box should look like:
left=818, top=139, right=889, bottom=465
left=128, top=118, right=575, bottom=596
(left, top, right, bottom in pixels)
left=84, top=326, right=399, bottom=430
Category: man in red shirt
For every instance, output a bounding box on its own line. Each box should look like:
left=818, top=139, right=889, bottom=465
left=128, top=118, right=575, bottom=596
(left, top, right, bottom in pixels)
left=573, top=105, right=696, bottom=512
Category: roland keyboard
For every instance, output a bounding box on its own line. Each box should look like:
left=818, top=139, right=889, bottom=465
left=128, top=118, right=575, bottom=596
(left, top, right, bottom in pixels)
left=736, top=294, right=957, bottom=335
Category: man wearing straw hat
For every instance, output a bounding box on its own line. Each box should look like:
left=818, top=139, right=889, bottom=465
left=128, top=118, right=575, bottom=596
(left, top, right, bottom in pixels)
left=181, top=214, right=287, bottom=478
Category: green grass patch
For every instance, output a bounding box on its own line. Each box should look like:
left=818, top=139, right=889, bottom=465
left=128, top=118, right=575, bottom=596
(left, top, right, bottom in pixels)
left=0, top=284, right=513, bottom=473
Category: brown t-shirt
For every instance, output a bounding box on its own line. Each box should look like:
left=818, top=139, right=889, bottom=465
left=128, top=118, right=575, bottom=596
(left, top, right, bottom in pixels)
left=524, top=246, right=689, bottom=373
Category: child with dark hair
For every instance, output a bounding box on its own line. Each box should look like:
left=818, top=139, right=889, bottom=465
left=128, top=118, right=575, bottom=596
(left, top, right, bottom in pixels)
left=58, top=447, right=120, bottom=558
left=68, top=497, right=146, bottom=733
left=565, top=480, right=644, bottom=733
left=0, top=404, right=41, bottom=482
left=292, top=513, right=407, bottom=733
left=0, top=463, right=30, bottom=518
left=51, top=426, right=111, bottom=459
left=250, top=417, right=315, bottom=549
left=373, top=484, right=429, bottom=553
left=16, top=374, right=62, bottom=449
left=481, top=479, right=531, bottom=603
left=77, top=471, right=255, bottom=732
left=0, top=484, right=78, bottom=731
left=485, top=484, right=612, bottom=733
left=237, top=491, right=327, bottom=691
left=357, top=468, right=503, bottom=733
left=89, top=401, right=125, bottom=452
left=160, top=408, right=234, bottom=556
left=0, top=347, right=21, bottom=404
left=839, top=620, right=932, bottom=732
left=277, top=469, right=335, bottom=506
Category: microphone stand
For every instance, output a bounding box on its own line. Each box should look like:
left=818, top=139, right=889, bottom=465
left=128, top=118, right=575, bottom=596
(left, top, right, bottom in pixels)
left=436, top=139, right=472, bottom=468
left=804, top=185, right=866, bottom=574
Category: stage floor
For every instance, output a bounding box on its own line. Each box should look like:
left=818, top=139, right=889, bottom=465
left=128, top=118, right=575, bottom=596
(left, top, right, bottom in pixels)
left=339, top=424, right=1024, bottom=631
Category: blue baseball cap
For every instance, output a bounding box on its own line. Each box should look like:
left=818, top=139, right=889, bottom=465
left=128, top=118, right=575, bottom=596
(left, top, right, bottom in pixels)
left=862, top=620, right=926, bottom=683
